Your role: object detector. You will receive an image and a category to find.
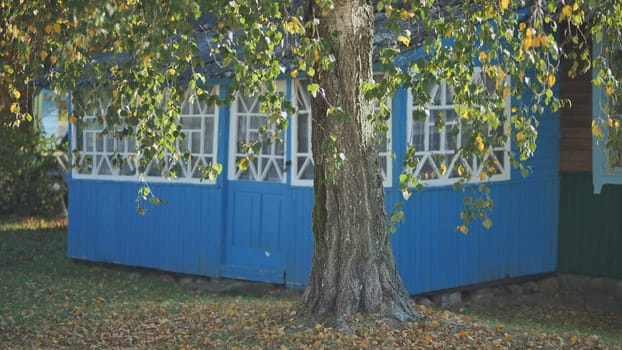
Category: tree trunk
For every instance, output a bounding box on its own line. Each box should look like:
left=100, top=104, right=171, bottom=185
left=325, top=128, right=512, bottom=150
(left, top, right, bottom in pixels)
left=301, top=0, right=416, bottom=323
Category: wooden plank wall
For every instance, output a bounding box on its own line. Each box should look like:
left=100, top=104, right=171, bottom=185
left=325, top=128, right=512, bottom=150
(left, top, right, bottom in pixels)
left=559, top=51, right=592, bottom=171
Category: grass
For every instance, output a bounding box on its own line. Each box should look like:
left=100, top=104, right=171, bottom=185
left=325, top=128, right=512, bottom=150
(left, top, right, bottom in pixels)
left=1, top=216, right=621, bottom=349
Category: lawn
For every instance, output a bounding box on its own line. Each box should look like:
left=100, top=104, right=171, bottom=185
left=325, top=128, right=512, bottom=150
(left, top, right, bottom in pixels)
left=1, top=217, right=620, bottom=349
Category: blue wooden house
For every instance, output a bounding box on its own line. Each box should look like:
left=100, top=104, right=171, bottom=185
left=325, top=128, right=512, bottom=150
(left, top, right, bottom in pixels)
left=67, top=11, right=621, bottom=294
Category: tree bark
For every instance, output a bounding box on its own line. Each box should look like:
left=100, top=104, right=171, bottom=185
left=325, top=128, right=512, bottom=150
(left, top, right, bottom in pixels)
left=301, top=0, right=416, bottom=323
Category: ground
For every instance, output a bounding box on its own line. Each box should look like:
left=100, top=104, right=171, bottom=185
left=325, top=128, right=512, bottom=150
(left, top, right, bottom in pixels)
left=1, top=217, right=621, bottom=349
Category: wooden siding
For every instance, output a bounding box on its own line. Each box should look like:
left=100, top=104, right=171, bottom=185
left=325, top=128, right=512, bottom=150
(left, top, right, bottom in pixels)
left=68, top=76, right=560, bottom=295
left=558, top=172, right=622, bottom=279
left=559, top=49, right=593, bottom=171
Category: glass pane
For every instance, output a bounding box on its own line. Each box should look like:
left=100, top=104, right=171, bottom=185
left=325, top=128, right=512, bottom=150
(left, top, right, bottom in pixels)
left=128, top=138, right=136, bottom=152
left=379, top=155, right=387, bottom=175
left=99, top=157, right=112, bottom=175
left=445, top=109, right=457, bottom=123
left=419, top=158, right=438, bottom=180
left=85, top=133, right=94, bottom=152
left=104, top=135, right=113, bottom=152
left=411, top=121, right=425, bottom=151
left=265, top=162, right=280, bottom=181
left=120, top=159, right=135, bottom=176
left=181, top=100, right=193, bottom=115
left=204, top=118, right=214, bottom=154
left=297, top=112, right=309, bottom=153
left=79, top=155, right=92, bottom=174
left=493, top=150, right=505, bottom=170
left=429, top=125, right=440, bottom=151
left=191, top=132, right=201, bottom=153
left=182, top=116, right=201, bottom=130
left=95, top=134, right=104, bottom=152
left=430, top=85, right=441, bottom=105
left=147, top=161, right=161, bottom=177
left=240, top=96, right=257, bottom=113
left=298, top=156, right=314, bottom=180
left=446, top=127, right=458, bottom=151
left=275, top=137, right=285, bottom=155
left=377, top=134, right=388, bottom=153
left=251, top=115, right=263, bottom=129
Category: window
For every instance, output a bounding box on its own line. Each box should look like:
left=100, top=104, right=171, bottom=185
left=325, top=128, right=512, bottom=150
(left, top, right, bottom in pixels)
left=229, top=82, right=286, bottom=182
left=593, top=41, right=622, bottom=193
left=291, top=78, right=393, bottom=187
left=407, top=69, right=510, bottom=186
left=72, top=87, right=219, bottom=182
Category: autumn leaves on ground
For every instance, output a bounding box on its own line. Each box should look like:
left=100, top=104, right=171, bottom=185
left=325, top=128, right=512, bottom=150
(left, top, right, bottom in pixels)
left=1, top=218, right=620, bottom=349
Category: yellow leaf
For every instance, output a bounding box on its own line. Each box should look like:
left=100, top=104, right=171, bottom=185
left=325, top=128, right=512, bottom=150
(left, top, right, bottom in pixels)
left=69, top=115, right=77, bottom=124
left=167, top=68, right=176, bottom=76
left=88, top=29, right=95, bottom=38
left=475, top=135, right=483, bottom=144
left=539, top=33, right=548, bottom=46
left=570, top=335, right=578, bottom=344
left=606, top=86, right=614, bottom=95
left=457, top=225, right=468, bottom=234
left=315, top=323, right=323, bottom=331
left=500, top=0, right=509, bottom=10
left=480, top=171, right=486, bottom=181
left=479, top=51, right=487, bottom=62
left=523, top=37, right=532, bottom=49
left=519, top=22, right=526, bottom=31
left=12, top=89, right=21, bottom=99
left=399, top=10, right=414, bottom=20
left=45, top=24, right=52, bottom=34
left=397, top=35, right=410, bottom=46
left=462, top=111, right=469, bottom=119
left=561, top=5, right=573, bottom=20
left=516, top=132, right=524, bottom=142
left=290, top=69, right=299, bottom=78
left=477, top=142, right=485, bottom=152
left=593, top=123, right=604, bottom=138
left=218, top=21, right=225, bottom=30
left=457, top=330, right=468, bottom=337
left=532, top=35, right=541, bottom=48
left=291, top=17, right=301, bottom=32
left=439, top=163, right=447, bottom=175
left=546, top=75, right=556, bottom=87
left=314, top=49, right=319, bottom=62
left=10, top=103, right=17, bottom=113
left=53, top=23, right=61, bottom=33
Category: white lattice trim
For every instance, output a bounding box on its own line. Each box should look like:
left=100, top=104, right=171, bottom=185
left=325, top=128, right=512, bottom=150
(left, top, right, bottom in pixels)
left=406, top=68, right=511, bottom=186
left=72, top=86, right=219, bottom=183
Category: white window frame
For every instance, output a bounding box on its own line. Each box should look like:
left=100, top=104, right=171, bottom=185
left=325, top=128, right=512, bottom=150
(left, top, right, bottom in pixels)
left=291, top=78, right=393, bottom=187
left=228, top=81, right=287, bottom=183
left=406, top=68, right=511, bottom=186
left=291, top=80, right=314, bottom=186
left=71, top=86, right=220, bottom=183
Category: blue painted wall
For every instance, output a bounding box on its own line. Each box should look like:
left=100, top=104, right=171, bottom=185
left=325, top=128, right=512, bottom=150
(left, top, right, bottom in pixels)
left=68, top=78, right=560, bottom=295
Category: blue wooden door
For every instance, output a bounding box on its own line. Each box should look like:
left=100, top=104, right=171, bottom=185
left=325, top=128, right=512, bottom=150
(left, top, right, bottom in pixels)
left=223, top=88, right=288, bottom=283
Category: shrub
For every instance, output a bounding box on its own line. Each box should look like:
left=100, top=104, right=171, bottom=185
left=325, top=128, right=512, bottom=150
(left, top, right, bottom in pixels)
left=0, top=117, right=67, bottom=217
